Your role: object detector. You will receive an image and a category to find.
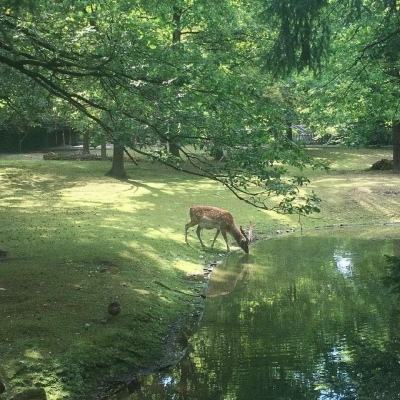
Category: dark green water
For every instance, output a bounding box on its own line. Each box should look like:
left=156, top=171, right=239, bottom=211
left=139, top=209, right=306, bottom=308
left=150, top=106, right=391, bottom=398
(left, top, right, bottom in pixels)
left=126, top=231, right=400, bottom=400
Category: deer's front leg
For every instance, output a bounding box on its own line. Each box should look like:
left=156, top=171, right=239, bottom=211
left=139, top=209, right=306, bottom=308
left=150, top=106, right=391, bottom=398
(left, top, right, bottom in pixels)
left=211, top=229, right=220, bottom=248
left=221, top=230, right=230, bottom=252
left=196, top=226, right=206, bottom=249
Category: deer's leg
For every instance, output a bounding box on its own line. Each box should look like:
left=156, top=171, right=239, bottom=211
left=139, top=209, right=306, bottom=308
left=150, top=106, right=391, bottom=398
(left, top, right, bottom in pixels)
left=221, top=230, right=230, bottom=252
left=185, top=221, right=197, bottom=244
left=196, top=226, right=206, bottom=249
left=211, top=229, right=220, bottom=248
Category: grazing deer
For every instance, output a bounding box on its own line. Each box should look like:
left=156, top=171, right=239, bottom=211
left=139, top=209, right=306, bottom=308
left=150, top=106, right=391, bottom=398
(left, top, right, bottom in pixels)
left=185, top=206, right=252, bottom=253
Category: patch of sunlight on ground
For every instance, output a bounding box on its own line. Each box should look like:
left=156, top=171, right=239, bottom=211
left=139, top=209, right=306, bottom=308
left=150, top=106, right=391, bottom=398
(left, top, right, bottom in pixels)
left=133, top=288, right=151, bottom=295
left=173, top=259, right=202, bottom=274
left=311, top=177, right=395, bottom=188
left=263, top=210, right=294, bottom=225
left=0, top=198, right=41, bottom=208
left=24, top=349, right=43, bottom=360
left=59, top=183, right=157, bottom=212
left=126, top=240, right=171, bottom=264
left=143, top=227, right=183, bottom=242
left=61, top=181, right=150, bottom=200
left=47, top=386, right=70, bottom=400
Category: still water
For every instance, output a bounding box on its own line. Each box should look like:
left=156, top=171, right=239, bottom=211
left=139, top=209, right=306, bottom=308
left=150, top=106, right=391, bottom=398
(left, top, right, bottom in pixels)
left=126, top=230, right=400, bottom=400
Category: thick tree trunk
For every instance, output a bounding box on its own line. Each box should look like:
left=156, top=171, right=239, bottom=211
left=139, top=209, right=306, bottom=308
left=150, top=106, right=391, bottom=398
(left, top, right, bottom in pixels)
left=83, top=132, right=90, bottom=154
left=101, top=138, right=107, bottom=160
left=393, top=120, right=400, bottom=172
left=106, top=143, right=127, bottom=179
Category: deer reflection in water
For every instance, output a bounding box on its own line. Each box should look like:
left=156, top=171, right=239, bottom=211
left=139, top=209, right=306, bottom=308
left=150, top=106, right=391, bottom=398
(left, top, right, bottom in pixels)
left=207, top=254, right=252, bottom=298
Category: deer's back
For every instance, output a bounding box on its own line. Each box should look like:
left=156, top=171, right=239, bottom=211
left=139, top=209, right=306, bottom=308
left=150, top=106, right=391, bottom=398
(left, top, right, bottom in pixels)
left=190, top=206, right=234, bottom=229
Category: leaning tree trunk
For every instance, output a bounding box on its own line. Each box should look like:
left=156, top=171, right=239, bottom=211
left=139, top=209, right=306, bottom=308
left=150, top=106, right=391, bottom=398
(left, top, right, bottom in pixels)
left=106, top=143, right=127, bottom=179
left=393, top=120, right=400, bottom=173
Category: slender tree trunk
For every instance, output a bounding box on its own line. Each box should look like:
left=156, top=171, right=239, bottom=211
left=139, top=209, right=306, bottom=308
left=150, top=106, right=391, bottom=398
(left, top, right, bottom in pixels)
left=106, top=143, right=127, bottom=179
left=393, top=120, right=400, bottom=172
left=83, top=132, right=90, bottom=154
left=286, top=124, right=293, bottom=141
left=101, top=138, right=107, bottom=160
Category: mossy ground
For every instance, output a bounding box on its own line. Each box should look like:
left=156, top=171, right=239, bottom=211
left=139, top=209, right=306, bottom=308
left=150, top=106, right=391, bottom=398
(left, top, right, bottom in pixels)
left=0, top=147, right=399, bottom=399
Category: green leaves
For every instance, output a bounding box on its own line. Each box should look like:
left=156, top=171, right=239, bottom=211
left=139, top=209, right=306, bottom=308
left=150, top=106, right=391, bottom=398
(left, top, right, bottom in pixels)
left=0, top=0, right=331, bottom=215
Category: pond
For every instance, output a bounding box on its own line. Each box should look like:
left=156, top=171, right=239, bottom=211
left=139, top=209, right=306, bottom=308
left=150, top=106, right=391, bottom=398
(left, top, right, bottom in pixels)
left=120, top=229, right=400, bottom=400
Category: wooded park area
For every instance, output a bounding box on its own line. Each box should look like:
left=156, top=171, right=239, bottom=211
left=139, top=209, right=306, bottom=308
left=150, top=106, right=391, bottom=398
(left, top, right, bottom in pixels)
left=1, top=1, right=400, bottom=399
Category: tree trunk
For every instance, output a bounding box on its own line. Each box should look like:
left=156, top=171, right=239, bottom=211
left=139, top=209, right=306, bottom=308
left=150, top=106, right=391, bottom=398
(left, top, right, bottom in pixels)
left=393, top=120, right=400, bottom=172
left=101, top=138, right=107, bottom=160
left=106, top=143, right=127, bottom=179
left=286, top=124, right=293, bottom=141
left=83, top=132, right=90, bottom=154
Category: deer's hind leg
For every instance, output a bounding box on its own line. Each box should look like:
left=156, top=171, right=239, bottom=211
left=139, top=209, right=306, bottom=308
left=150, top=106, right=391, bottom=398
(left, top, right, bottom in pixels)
left=196, top=226, right=206, bottom=249
left=185, top=221, right=197, bottom=244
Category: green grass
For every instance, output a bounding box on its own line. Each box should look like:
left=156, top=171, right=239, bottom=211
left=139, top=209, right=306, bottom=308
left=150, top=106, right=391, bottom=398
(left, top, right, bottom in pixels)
left=0, top=147, right=400, bottom=399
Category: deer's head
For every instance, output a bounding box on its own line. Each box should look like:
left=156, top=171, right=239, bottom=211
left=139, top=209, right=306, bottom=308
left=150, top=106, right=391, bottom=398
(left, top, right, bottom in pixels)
left=239, top=224, right=255, bottom=254
left=239, top=226, right=250, bottom=254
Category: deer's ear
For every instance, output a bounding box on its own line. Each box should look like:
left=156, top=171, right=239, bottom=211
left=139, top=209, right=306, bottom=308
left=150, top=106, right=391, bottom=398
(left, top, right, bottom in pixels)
left=247, top=222, right=255, bottom=242
left=240, top=226, right=249, bottom=242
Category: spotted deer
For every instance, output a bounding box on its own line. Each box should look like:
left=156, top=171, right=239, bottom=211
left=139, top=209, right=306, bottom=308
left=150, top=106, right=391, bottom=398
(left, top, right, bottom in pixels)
left=185, top=206, right=252, bottom=253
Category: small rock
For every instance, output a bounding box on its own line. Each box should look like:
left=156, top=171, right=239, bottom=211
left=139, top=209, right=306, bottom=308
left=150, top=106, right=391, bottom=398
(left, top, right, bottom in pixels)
left=84, top=323, right=91, bottom=329
left=108, top=302, right=121, bottom=316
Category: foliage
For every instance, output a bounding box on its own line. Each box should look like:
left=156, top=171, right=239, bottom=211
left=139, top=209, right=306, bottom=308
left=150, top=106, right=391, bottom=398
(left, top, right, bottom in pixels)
left=0, top=0, right=330, bottom=213
left=294, top=0, right=400, bottom=147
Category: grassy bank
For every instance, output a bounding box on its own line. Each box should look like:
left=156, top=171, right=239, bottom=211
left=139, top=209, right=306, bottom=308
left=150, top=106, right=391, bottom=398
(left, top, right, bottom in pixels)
left=0, top=147, right=399, bottom=399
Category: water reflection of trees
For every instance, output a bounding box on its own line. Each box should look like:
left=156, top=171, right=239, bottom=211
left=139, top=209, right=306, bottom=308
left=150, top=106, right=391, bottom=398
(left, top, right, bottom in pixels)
left=131, top=237, right=400, bottom=400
